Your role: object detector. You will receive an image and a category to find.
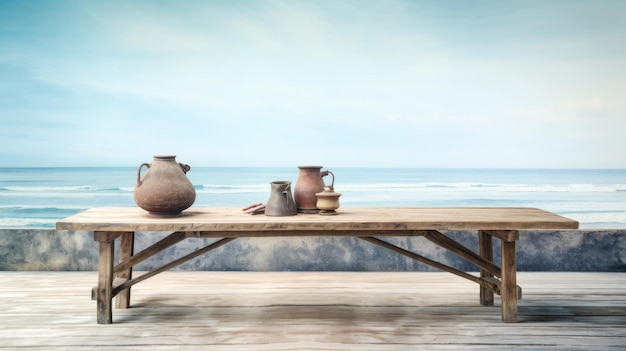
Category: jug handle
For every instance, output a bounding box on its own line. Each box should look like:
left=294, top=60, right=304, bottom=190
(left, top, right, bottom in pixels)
left=323, top=171, right=335, bottom=189
left=179, top=163, right=191, bottom=174
left=282, top=191, right=296, bottom=209
left=136, top=162, right=151, bottom=187
left=283, top=183, right=294, bottom=207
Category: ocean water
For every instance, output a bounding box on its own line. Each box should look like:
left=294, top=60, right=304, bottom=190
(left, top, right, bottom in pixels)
left=1, top=167, right=625, bottom=229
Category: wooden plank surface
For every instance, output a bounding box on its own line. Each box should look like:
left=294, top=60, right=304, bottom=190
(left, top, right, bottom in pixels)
left=1, top=271, right=624, bottom=350
left=56, top=207, right=579, bottom=232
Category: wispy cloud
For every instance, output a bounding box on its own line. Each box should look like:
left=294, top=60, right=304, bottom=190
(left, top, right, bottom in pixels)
left=1, top=0, right=625, bottom=167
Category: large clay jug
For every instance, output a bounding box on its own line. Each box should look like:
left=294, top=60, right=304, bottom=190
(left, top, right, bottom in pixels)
left=294, top=165, right=329, bottom=213
left=134, top=155, right=196, bottom=216
left=265, top=181, right=297, bottom=216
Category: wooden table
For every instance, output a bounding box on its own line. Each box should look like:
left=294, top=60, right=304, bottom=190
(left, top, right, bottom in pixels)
left=56, top=207, right=579, bottom=324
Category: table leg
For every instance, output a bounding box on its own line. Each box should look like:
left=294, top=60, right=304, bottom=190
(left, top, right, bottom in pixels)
left=94, top=231, right=118, bottom=324
left=501, top=240, right=518, bottom=323
left=478, top=230, right=494, bottom=306
left=116, top=232, right=135, bottom=309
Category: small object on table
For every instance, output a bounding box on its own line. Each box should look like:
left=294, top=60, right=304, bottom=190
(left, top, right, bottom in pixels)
left=242, top=203, right=265, bottom=215
left=315, top=171, right=341, bottom=215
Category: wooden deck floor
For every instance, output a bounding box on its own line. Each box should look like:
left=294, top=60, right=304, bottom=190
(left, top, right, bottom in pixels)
left=1, top=271, right=625, bottom=350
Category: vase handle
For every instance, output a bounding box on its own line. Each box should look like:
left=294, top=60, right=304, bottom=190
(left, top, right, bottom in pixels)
left=136, top=163, right=151, bottom=187
left=324, top=171, right=335, bottom=189
left=179, top=163, right=191, bottom=174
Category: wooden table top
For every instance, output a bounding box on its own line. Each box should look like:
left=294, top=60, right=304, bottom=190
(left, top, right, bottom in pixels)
left=55, top=207, right=579, bottom=232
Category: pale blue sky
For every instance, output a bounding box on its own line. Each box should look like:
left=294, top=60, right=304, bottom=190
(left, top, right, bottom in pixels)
left=1, top=0, right=625, bottom=168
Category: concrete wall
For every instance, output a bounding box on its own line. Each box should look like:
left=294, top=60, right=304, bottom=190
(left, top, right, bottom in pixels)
left=1, top=229, right=625, bottom=272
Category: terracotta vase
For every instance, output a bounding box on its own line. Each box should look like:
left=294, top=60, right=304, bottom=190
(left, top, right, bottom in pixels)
left=294, top=165, right=329, bottom=213
left=134, top=155, right=196, bottom=216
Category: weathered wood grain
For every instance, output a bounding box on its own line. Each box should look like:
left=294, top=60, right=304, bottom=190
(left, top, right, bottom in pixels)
left=501, top=239, right=518, bottom=322
left=56, top=207, right=579, bottom=232
left=479, top=230, right=495, bottom=306
left=115, top=232, right=134, bottom=309
left=94, top=232, right=115, bottom=324
left=55, top=207, right=580, bottom=325
left=1, top=272, right=624, bottom=350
